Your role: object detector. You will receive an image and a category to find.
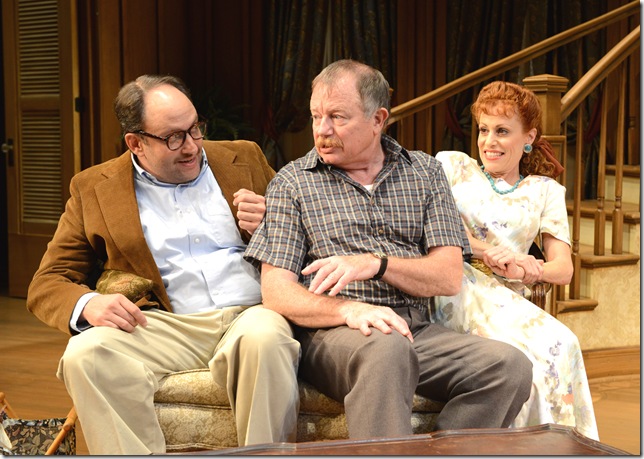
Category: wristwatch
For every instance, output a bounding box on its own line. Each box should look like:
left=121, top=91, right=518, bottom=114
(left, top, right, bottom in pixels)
left=371, top=252, right=388, bottom=280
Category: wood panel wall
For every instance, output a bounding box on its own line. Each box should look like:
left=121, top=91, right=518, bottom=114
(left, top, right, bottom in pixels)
left=78, top=0, right=266, bottom=168
left=76, top=0, right=448, bottom=168
left=395, top=0, right=447, bottom=155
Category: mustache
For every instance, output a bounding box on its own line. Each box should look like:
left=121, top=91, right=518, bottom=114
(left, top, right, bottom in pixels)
left=316, top=137, right=343, bottom=149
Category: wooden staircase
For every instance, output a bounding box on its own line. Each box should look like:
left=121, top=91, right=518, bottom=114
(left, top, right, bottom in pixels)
left=555, top=167, right=640, bottom=350
left=557, top=168, right=640, bottom=314
left=387, top=3, right=640, bottom=351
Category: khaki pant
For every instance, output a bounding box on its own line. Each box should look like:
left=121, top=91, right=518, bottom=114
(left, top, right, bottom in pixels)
left=57, top=306, right=300, bottom=455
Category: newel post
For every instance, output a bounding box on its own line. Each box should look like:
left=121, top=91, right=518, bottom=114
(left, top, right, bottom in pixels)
left=522, top=74, right=569, bottom=184
left=523, top=75, right=571, bottom=312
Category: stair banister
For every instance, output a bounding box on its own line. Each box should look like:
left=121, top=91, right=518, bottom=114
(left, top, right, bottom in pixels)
left=558, top=26, right=639, bottom=259
left=595, top=83, right=608, bottom=257
left=561, top=26, right=640, bottom=120
left=612, top=66, right=627, bottom=255
left=389, top=0, right=640, bottom=127
left=388, top=3, right=640, bottom=314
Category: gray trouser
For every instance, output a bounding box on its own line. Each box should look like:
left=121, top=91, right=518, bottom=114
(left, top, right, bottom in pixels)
left=58, top=306, right=300, bottom=454
left=296, top=306, right=532, bottom=439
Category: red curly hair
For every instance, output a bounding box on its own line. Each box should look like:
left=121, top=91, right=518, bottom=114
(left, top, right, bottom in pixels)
left=471, top=81, right=559, bottom=178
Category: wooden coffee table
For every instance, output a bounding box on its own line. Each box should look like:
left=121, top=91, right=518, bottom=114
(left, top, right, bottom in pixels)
left=193, top=424, right=630, bottom=455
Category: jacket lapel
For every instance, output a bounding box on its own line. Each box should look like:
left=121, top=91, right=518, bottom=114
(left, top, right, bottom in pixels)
left=94, top=153, right=169, bottom=304
left=205, top=144, right=252, bottom=228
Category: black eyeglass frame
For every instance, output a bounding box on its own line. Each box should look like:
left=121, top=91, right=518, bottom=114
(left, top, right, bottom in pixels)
left=133, top=120, right=208, bottom=151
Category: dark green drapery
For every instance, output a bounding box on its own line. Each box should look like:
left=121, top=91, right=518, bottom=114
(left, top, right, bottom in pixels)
left=329, top=0, right=397, bottom=85
left=262, top=0, right=396, bottom=169
left=262, top=0, right=611, bottom=179
left=441, top=0, right=607, bottom=155
left=262, top=0, right=329, bottom=168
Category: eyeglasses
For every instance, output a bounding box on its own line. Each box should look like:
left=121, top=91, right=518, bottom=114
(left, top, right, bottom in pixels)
left=134, top=121, right=207, bottom=151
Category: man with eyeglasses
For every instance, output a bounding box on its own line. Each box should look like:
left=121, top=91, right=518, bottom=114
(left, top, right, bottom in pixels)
left=26, top=75, right=300, bottom=454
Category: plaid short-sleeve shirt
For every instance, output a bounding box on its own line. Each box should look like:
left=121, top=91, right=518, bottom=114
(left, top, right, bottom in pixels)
left=244, top=135, right=470, bottom=312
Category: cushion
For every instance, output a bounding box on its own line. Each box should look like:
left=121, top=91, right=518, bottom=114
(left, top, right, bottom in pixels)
left=154, top=369, right=445, bottom=451
left=95, top=269, right=154, bottom=303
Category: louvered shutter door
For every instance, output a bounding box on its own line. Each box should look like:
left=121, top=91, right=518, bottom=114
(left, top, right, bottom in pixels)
left=3, top=0, right=79, bottom=296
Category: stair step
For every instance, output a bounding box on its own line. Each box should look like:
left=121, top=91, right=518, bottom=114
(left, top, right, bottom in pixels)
left=556, top=297, right=599, bottom=314
left=577, top=244, right=640, bottom=268
left=606, top=164, right=640, bottom=178
left=604, top=174, right=640, bottom=205
left=566, top=199, right=640, bottom=225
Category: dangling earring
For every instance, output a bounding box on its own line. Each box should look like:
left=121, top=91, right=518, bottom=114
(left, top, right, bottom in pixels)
left=523, top=143, right=533, bottom=154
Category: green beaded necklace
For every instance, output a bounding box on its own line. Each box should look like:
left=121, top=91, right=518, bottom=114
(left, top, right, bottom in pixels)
left=480, top=165, right=524, bottom=195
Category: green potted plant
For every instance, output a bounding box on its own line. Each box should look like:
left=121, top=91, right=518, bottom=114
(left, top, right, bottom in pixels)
left=193, top=87, right=255, bottom=141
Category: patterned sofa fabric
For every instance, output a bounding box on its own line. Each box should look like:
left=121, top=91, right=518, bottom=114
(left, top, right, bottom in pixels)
left=154, top=369, right=445, bottom=452
left=1, top=412, right=76, bottom=455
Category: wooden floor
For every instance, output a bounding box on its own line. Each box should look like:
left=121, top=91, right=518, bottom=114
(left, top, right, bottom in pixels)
left=0, top=295, right=640, bottom=455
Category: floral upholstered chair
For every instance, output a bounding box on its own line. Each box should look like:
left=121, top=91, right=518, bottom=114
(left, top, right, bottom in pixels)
left=153, top=369, right=445, bottom=452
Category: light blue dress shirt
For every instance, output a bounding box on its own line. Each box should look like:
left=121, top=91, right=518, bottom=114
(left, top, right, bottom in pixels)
left=71, top=150, right=261, bottom=330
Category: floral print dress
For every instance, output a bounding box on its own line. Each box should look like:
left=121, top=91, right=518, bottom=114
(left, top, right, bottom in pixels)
left=433, top=151, right=599, bottom=440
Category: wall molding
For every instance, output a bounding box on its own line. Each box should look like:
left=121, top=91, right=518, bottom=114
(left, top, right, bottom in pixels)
left=583, top=346, right=640, bottom=380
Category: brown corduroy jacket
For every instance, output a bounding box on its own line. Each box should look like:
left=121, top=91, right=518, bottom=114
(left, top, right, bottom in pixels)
left=27, top=140, right=275, bottom=335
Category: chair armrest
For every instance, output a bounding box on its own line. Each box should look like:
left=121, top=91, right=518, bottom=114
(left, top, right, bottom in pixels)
left=528, top=242, right=552, bottom=310
left=529, top=282, right=551, bottom=310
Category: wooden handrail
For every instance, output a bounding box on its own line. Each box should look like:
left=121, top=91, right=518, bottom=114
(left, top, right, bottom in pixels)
left=387, top=1, right=639, bottom=312
left=389, top=0, right=639, bottom=125
left=561, top=26, right=640, bottom=119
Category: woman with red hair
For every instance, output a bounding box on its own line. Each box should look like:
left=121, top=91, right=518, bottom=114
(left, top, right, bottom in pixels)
left=433, top=81, right=598, bottom=440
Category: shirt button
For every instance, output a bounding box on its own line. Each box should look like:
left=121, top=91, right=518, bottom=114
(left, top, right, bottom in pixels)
left=378, top=229, right=384, bottom=235
left=194, top=237, right=201, bottom=243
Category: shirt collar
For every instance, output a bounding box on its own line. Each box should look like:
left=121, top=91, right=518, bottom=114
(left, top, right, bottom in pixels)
left=131, top=148, right=209, bottom=187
